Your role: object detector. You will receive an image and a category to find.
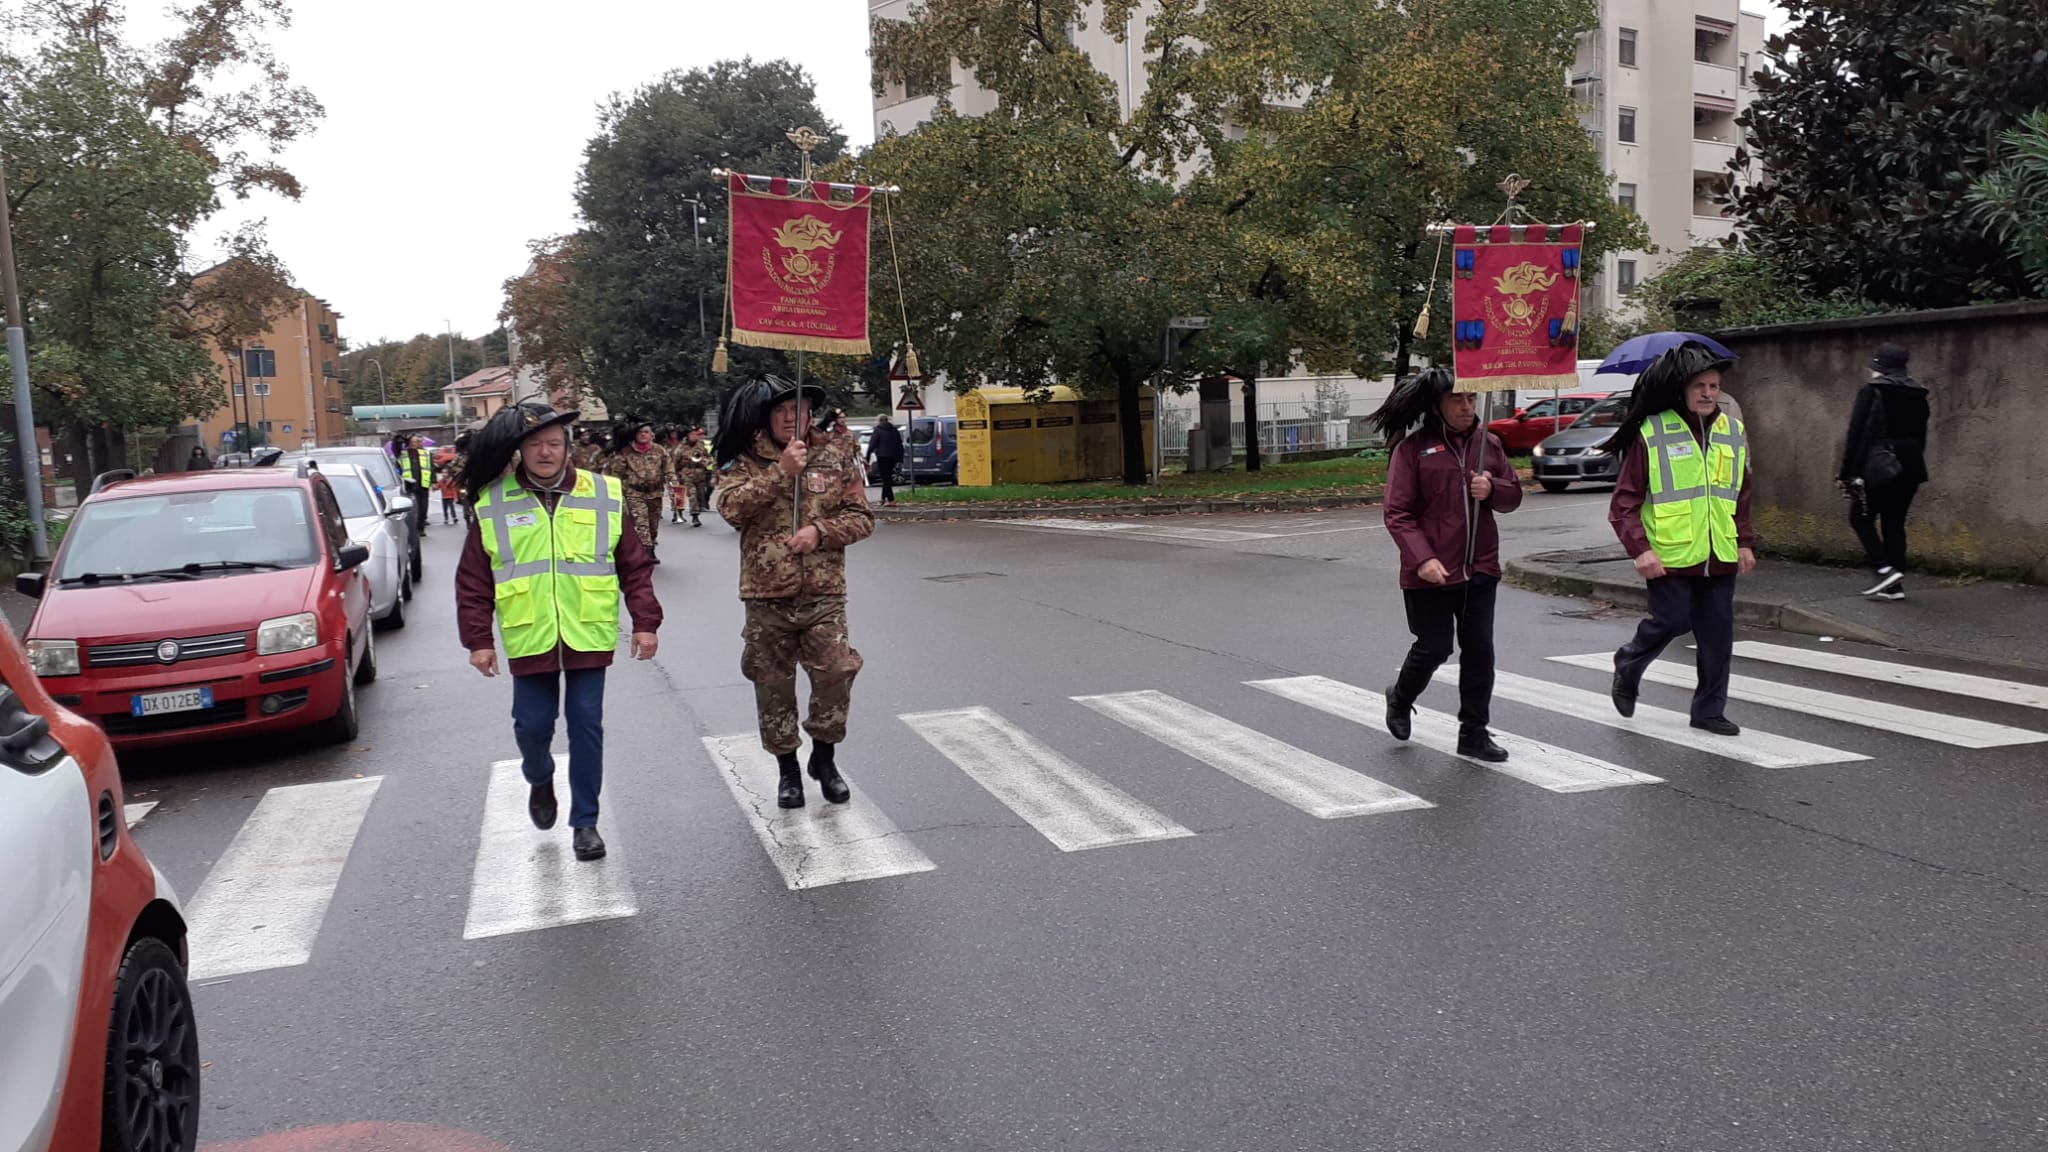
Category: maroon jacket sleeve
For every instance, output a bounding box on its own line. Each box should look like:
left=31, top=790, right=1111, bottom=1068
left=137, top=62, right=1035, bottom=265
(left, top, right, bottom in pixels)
left=456, top=521, right=497, bottom=653
left=1382, top=438, right=1434, bottom=572
left=1483, top=433, right=1523, bottom=514
left=614, top=511, right=662, bottom=634
left=1735, top=467, right=1755, bottom=549
left=1609, top=441, right=1652, bottom=559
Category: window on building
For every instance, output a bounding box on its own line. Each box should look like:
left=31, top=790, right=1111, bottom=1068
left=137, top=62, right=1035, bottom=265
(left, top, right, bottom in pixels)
left=318, top=323, right=332, bottom=342
left=1739, top=53, right=1750, bottom=85
left=1617, top=259, right=1639, bottom=297
left=1618, top=28, right=1638, bottom=68
left=232, top=382, right=246, bottom=397
left=1617, top=182, right=1638, bottom=212
left=1618, top=107, right=1637, bottom=144
left=322, top=360, right=335, bottom=378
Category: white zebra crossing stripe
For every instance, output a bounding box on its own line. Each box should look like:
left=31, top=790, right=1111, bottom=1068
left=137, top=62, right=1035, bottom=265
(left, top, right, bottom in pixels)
left=1077, top=689, right=1435, bottom=817
left=1247, top=677, right=1661, bottom=793
left=1452, top=667, right=1869, bottom=768
left=1727, top=641, right=2048, bottom=712
left=463, top=758, right=637, bottom=940
left=702, top=735, right=937, bottom=890
left=186, top=777, right=382, bottom=980
left=1549, top=653, right=2048, bottom=749
left=901, top=706, right=1194, bottom=850
left=123, top=801, right=157, bottom=829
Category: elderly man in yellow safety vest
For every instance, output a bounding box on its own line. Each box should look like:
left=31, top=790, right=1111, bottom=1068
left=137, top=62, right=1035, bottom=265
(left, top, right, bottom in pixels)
left=1602, top=343, right=1756, bottom=737
left=454, top=402, right=663, bottom=862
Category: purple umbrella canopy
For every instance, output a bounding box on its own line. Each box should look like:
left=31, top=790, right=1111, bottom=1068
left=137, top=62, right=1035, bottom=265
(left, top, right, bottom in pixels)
left=1596, top=332, right=1737, bottom=376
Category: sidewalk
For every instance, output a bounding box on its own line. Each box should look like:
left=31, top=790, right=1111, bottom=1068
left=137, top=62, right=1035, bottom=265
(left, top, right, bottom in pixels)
left=1506, top=546, right=2048, bottom=674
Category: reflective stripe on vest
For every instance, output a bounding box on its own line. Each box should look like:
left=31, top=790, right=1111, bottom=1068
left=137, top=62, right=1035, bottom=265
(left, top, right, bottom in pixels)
left=1641, top=410, right=1745, bottom=568
left=474, top=470, right=624, bottom=658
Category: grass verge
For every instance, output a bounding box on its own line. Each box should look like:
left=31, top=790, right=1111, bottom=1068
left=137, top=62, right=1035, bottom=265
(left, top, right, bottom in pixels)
left=897, top=456, right=1390, bottom=505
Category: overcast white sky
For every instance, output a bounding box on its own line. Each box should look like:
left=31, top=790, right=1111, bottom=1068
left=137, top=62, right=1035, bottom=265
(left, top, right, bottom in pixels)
left=135, top=1, right=1789, bottom=346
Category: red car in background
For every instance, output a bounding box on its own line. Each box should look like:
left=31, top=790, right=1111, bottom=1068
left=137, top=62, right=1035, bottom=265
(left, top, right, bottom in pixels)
left=1487, top=391, right=1618, bottom=452
left=16, top=463, right=376, bottom=750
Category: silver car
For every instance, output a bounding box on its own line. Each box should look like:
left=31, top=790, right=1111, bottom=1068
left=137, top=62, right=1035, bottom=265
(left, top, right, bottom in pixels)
left=322, top=463, right=413, bottom=629
left=1531, top=392, right=1632, bottom=492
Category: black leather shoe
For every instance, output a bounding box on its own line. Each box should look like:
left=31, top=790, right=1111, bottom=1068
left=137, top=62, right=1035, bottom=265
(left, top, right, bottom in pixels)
left=808, top=742, right=851, bottom=804
left=1611, top=670, right=1638, bottom=718
left=572, top=826, right=606, bottom=860
left=1457, top=730, right=1510, bottom=763
left=1384, top=686, right=1412, bottom=741
left=528, top=781, right=558, bottom=830
left=1692, top=716, right=1741, bottom=736
left=776, top=752, right=805, bottom=809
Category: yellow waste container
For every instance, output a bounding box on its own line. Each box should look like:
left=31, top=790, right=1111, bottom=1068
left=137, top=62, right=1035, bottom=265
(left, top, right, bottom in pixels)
left=957, top=387, right=1152, bottom=486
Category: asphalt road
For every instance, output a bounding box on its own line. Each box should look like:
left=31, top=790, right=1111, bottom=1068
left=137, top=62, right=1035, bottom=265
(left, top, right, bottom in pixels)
left=106, top=494, right=2048, bottom=1152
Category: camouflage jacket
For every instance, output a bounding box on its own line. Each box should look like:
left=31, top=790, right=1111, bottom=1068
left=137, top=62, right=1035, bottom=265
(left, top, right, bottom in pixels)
left=673, top=442, right=714, bottom=480
left=717, top=429, right=873, bottom=599
left=606, top=443, right=673, bottom=493
left=572, top=443, right=609, bottom=473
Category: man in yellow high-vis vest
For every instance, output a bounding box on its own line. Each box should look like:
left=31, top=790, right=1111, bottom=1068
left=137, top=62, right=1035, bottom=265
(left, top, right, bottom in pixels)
left=1603, top=343, right=1756, bottom=736
left=455, top=402, right=662, bottom=862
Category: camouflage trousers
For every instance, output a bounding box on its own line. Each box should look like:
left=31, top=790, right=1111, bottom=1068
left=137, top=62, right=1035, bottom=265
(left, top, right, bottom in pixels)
left=740, top=595, right=863, bottom=754
left=625, top=488, right=662, bottom=550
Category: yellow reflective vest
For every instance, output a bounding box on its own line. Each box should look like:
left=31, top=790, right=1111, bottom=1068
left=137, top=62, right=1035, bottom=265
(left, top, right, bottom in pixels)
left=397, top=450, right=432, bottom=487
left=1640, top=409, right=1747, bottom=569
left=474, top=470, right=624, bottom=659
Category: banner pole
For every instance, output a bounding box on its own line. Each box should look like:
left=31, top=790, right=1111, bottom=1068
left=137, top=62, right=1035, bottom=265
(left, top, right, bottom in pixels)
left=785, top=129, right=824, bottom=532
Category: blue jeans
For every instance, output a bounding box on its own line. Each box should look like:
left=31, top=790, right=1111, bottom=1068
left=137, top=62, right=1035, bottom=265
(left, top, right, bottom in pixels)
left=511, top=667, right=606, bottom=828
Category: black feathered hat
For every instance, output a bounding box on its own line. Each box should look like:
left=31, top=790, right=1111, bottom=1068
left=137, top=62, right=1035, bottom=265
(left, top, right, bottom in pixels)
left=713, top=375, right=826, bottom=466
left=459, top=401, right=577, bottom=498
left=1599, top=342, right=1734, bottom=457
left=1365, top=367, right=1456, bottom=451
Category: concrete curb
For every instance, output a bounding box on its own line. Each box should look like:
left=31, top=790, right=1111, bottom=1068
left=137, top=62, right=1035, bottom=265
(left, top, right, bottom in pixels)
left=1502, top=555, right=1900, bottom=648
left=877, top=491, right=1386, bottom=522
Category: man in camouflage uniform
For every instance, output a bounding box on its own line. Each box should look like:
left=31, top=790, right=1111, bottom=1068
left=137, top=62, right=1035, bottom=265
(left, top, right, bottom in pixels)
left=715, top=377, right=873, bottom=808
left=673, top=426, right=714, bottom=527
left=606, top=421, right=673, bottom=562
left=572, top=429, right=609, bottom=473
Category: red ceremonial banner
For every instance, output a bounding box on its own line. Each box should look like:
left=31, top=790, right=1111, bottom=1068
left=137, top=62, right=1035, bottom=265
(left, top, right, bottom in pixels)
left=727, top=172, right=873, bottom=356
left=1448, top=223, right=1584, bottom=393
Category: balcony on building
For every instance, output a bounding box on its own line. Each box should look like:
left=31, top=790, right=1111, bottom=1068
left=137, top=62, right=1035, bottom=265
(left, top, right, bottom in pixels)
left=1692, top=169, right=1736, bottom=247
left=1693, top=99, right=1739, bottom=174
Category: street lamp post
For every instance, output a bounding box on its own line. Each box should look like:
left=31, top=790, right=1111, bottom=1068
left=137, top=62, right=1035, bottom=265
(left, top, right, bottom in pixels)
left=0, top=147, right=50, bottom=565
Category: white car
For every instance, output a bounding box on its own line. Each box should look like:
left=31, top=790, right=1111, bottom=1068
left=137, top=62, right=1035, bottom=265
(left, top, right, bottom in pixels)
left=0, top=618, right=197, bottom=1152
left=322, top=462, right=413, bottom=631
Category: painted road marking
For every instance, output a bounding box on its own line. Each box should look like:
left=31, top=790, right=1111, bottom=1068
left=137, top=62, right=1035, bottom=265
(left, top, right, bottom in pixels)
left=901, top=706, right=1194, bottom=851
left=123, top=801, right=157, bottom=828
left=463, top=758, right=637, bottom=940
left=703, top=735, right=937, bottom=890
left=1249, top=676, right=1661, bottom=793
left=1727, top=641, right=2048, bottom=713
left=186, top=777, right=382, bottom=979
left=1550, top=653, right=2048, bottom=749
left=1077, top=689, right=1435, bottom=817
left=1454, top=667, right=1869, bottom=769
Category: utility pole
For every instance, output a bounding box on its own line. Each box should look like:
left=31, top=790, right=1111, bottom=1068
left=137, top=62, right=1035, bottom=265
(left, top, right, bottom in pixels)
left=445, top=321, right=458, bottom=390
left=0, top=147, right=50, bottom=565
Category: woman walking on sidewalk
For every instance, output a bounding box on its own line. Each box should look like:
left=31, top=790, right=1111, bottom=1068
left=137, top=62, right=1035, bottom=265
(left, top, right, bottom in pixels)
left=1370, top=367, right=1524, bottom=763
left=1839, top=342, right=1930, bottom=601
left=1604, top=343, right=1756, bottom=736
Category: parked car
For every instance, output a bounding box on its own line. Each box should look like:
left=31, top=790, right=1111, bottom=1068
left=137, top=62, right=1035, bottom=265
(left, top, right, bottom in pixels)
left=905, top=416, right=959, bottom=484
left=323, top=462, right=412, bottom=630
left=1531, top=392, right=1632, bottom=492
left=1488, top=391, right=1618, bottom=453
left=0, top=615, right=198, bottom=1152
left=17, top=464, right=376, bottom=750
left=275, top=448, right=419, bottom=581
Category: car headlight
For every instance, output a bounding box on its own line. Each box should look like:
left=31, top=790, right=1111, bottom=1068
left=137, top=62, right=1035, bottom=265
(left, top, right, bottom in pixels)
left=28, top=639, right=79, bottom=677
left=257, top=612, right=320, bottom=656
left=1531, top=445, right=1545, bottom=457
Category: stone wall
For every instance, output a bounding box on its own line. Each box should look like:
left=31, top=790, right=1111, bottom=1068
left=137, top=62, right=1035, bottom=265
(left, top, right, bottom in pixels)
left=1716, top=301, right=2048, bottom=582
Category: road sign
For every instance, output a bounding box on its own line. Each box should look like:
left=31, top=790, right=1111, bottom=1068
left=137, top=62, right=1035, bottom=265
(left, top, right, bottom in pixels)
left=889, top=351, right=922, bottom=382
left=242, top=348, right=276, bottom=379
left=896, top=385, right=925, bottom=412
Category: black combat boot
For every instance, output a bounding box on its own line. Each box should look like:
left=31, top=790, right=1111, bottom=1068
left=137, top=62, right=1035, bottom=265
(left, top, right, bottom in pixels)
left=808, top=742, right=851, bottom=804
left=776, top=752, right=805, bottom=809
left=1457, top=726, right=1509, bottom=763
left=1384, top=685, right=1413, bottom=741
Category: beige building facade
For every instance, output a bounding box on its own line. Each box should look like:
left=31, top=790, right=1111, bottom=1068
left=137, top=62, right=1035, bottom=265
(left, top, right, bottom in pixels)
left=192, top=284, right=350, bottom=452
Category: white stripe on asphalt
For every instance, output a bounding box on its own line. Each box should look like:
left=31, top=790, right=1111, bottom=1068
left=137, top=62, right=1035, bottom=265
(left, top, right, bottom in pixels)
left=1550, top=653, right=2048, bottom=749
left=1450, top=667, right=1869, bottom=768
left=123, top=801, right=157, bottom=828
left=702, top=735, right=937, bottom=890
left=1727, top=641, right=2048, bottom=712
left=1247, top=676, right=1661, bottom=793
left=463, top=758, right=637, bottom=940
left=1076, top=689, right=1435, bottom=817
left=901, top=706, right=1194, bottom=850
left=186, top=777, right=382, bottom=979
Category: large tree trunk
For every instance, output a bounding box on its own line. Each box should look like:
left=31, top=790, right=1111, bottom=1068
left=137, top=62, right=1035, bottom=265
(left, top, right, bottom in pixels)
left=1118, top=368, right=1147, bottom=486
left=1393, top=323, right=1414, bottom=383
left=63, top=422, right=126, bottom=492
left=1241, top=371, right=1261, bottom=472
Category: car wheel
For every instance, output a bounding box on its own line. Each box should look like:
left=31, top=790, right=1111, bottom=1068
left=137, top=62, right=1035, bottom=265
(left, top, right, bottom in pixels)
left=377, top=587, right=406, bottom=631
left=353, top=627, right=377, bottom=686
left=323, top=659, right=362, bottom=744
left=410, top=550, right=423, bottom=583
left=401, top=570, right=413, bottom=602
left=102, top=936, right=200, bottom=1152
left=1539, top=479, right=1570, bottom=493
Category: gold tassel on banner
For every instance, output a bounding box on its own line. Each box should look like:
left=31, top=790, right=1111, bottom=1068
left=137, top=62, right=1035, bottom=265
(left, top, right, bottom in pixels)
left=1414, top=228, right=1449, bottom=342
left=1412, top=302, right=1431, bottom=341
left=711, top=337, right=729, bottom=375
left=904, top=343, right=921, bottom=380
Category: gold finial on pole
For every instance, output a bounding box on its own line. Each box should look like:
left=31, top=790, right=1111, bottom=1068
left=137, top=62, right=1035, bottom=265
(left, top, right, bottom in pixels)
left=787, top=126, right=825, bottom=182
left=1498, top=173, right=1531, bottom=203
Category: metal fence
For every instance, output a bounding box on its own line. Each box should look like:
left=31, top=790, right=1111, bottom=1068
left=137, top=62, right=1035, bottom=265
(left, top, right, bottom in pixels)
left=1159, top=398, right=1384, bottom=463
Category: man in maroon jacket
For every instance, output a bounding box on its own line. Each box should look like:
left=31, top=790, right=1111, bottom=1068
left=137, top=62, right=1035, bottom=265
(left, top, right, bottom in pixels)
left=1371, top=368, right=1525, bottom=762
left=455, top=403, right=663, bottom=861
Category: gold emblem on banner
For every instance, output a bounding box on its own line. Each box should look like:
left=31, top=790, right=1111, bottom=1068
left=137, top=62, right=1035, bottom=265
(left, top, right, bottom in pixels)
left=1484, top=260, right=1560, bottom=336
left=764, top=215, right=841, bottom=296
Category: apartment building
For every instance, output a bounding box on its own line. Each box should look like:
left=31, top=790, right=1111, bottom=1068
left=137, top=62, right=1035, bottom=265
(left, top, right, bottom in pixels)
left=190, top=271, right=350, bottom=451
left=1574, top=2, right=1767, bottom=313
